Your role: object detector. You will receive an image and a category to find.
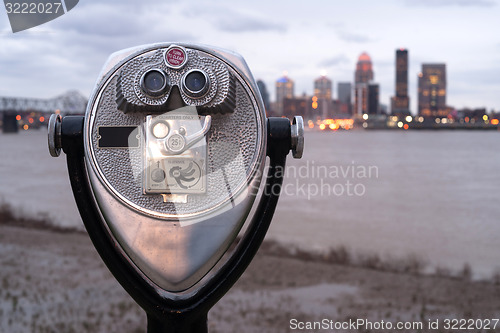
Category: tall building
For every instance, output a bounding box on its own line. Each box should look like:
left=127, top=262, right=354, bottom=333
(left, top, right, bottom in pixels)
left=354, top=52, right=374, bottom=116
left=338, top=82, right=351, bottom=104
left=313, top=75, right=333, bottom=119
left=314, top=75, right=332, bottom=99
left=354, top=83, right=367, bottom=116
left=355, top=52, right=374, bottom=84
left=256, top=80, right=271, bottom=114
left=337, top=82, right=352, bottom=115
left=275, top=74, right=294, bottom=116
left=368, top=83, right=379, bottom=114
left=418, top=64, right=447, bottom=117
left=391, top=49, right=410, bottom=115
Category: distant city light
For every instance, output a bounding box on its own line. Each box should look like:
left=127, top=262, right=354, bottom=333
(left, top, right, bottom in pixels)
left=403, top=124, right=409, bottom=130
left=39, top=116, right=45, bottom=122
left=405, top=116, right=412, bottom=122
left=312, top=95, right=318, bottom=109
left=23, top=124, right=29, bottom=130
left=313, top=118, right=353, bottom=131
left=397, top=121, right=403, bottom=128
left=16, top=115, right=21, bottom=121
left=362, top=114, right=369, bottom=120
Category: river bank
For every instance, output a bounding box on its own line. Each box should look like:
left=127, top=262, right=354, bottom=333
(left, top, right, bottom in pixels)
left=1, top=216, right=500, bottom=332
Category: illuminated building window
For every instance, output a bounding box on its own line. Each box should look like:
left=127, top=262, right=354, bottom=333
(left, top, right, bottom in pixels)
left=429, top=75, right=439, bottom=84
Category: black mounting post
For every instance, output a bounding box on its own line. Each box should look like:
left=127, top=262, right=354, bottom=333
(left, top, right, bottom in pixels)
left=61, top=116, right=293, bottom=332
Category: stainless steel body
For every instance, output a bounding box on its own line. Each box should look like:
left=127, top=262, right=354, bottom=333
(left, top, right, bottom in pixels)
left=83, top=43, right=267, bottom=292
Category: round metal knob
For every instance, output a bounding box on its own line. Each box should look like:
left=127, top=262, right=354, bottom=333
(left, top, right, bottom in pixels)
left=151, top=168, right=166, bottom=183
left=291, top=116, right=304, bottom=159
left=48, top=114, right=62, bottom=157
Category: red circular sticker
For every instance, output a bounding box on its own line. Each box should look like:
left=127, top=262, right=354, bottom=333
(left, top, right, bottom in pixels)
left=165, top=46, right=187, bottom=68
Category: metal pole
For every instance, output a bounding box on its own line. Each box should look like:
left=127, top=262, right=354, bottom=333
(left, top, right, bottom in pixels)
left=146, top=313, right=208, bottom=333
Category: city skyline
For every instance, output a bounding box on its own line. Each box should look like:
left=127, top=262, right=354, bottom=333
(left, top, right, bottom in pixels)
left=0, top=0, right=498, bottom=114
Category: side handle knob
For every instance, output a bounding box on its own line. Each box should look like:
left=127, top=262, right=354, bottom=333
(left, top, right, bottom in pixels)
left=291, top=116, right=304, bottom=159
left=48, top=114, right=62, bottom=157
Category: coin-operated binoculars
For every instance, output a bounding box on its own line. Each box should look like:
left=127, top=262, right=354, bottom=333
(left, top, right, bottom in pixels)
left=48, top=43, right=303, bottom=333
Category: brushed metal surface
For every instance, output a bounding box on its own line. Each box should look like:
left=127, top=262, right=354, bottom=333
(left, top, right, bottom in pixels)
left=83, top=43, right=267, bottom=292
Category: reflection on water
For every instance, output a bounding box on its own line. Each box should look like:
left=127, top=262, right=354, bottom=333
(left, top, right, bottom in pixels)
left=1, top=129, right=499, bottom=277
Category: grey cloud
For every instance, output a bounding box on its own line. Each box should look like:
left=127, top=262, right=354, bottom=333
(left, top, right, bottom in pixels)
left=44, top=2, right=195, bottom=66
left=181, top=4, right=286, bottom=33
left=75, top=0, right=160, bottom=9
left=405, top=0, right=496, bottom=7
left=213, top=13, right=286, bottom=33
left=320, top=54, right=350, bottom=67
left=180, top=4, right=225, bottom=17
left=51, top=4, right=150, bottom=37
left=336, top=30, right=372, bottom=43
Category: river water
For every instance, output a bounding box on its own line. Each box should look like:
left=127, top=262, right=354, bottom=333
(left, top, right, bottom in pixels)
left=1, top=129, right=499, bottom=278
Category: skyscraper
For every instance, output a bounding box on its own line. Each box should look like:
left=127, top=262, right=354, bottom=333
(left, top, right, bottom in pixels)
left=314, top=75, right=332, bottom=99
left=275, top=74, right=294, bottom=116
left=338, top=82, right=351, bottom=104
left=391, top=49, right=410, bottom=115
left=313, top=75, right=333, bottom=119
left=355, top=52, right=374, bottom=84
left=354, top=83, right=368, bottom=116
left=368, top=83, right=379, bottom=114
left=337, top=82, right=352, bottom=115
left=418, top=64, right=447, bottom=117
left=354, top=52, right=374, bottom=116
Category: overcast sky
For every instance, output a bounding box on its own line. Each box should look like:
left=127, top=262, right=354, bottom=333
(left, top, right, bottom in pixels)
left=0, top=0, right=499, bottom=113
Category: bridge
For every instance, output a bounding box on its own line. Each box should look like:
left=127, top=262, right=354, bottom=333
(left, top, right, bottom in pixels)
left=0, top=96, right=63, bottom=113
left=0, top=90, right=88, bottom=114
left=0, top=90, right=88, bottom=132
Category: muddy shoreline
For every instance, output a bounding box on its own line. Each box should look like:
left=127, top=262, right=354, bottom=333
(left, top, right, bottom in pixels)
left=1, top=220, right=500, bottom=332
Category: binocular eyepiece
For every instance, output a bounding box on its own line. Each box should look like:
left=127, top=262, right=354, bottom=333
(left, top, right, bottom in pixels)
left=48, top=43, right=303, bottom=332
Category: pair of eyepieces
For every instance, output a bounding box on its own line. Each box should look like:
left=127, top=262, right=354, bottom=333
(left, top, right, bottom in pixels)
left=140, top=69, right=210, bottom=99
